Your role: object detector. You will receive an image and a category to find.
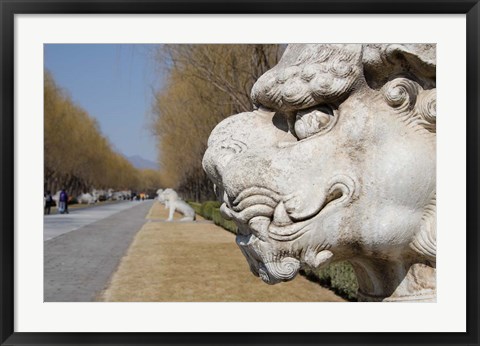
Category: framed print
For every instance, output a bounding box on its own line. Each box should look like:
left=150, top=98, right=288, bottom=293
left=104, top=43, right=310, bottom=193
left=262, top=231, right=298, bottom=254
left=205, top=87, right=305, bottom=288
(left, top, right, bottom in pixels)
left=1, top=1, right=479, bottom=345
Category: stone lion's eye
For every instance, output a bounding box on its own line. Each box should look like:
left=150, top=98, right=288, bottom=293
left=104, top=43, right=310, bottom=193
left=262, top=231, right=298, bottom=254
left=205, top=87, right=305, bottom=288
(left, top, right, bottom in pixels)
left=294, top=106, right=334, bottom=140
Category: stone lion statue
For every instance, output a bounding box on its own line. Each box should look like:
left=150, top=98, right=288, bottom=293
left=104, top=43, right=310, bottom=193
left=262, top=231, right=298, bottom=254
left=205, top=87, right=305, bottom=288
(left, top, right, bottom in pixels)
left=202, top=44, right=436, bottom=302
left=158, top=188, right=196, bottom=222
left=77, top=192, right=96, bottom=204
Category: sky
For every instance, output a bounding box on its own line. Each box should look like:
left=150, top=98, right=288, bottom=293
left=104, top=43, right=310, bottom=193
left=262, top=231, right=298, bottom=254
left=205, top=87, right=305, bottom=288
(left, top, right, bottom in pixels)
left=44, top=44, right=164, bottom=163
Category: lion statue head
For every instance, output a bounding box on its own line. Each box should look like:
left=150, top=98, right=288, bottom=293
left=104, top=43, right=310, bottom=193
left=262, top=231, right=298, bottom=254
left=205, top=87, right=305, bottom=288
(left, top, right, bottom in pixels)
left=203, top=44, right=436, bottom=302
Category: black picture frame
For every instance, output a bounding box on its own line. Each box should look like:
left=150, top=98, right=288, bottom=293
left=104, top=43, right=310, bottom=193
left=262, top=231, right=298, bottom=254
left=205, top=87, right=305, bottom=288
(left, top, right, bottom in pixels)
left=1, top=1, right=478, bottom=345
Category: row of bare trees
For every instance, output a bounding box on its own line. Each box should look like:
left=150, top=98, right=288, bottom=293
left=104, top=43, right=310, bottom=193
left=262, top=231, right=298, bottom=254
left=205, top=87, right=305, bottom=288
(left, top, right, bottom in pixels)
left=151, top=44, right=283, bottom=201
left=44, top=71, right=162, bottom=197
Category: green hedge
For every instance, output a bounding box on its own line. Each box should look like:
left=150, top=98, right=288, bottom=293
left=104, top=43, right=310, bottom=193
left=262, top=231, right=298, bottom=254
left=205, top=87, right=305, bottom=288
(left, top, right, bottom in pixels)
left=301, top=262, right=358, bottom=301
left=201, top=201, right=221, bottom=220
left=188, top=200, right=358, bottom=301
left=189, top=202, right=202, bottom=215
left=211, top=208, right=238, bottom=234
left=188, top=201, right=237, bottom=234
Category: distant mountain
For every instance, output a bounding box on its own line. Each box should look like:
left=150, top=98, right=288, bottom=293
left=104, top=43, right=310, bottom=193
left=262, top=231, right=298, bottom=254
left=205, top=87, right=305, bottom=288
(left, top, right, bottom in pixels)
left=126, top=155, right=159, bottom=170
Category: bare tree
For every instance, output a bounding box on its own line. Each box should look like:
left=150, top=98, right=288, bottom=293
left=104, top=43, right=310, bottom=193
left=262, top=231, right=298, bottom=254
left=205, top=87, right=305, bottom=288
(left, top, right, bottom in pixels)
left=44, top=71, right=161, bottom=196
left=151, top=44, right=283, bottom=201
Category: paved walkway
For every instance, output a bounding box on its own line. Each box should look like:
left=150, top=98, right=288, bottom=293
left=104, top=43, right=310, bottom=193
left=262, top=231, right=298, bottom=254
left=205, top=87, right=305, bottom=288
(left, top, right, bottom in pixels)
left=44, top=200, right=153, bottom=302
left=44, top=200, right=147, bottom=241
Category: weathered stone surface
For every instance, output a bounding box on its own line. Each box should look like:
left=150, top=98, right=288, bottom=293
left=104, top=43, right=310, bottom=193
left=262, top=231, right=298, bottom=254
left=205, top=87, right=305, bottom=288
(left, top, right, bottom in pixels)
left=202, top=44, right=436, bottom=302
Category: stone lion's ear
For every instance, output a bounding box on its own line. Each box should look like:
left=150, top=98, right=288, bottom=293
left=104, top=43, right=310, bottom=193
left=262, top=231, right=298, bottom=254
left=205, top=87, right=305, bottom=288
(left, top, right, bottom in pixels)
left=363, top=44, right=436, bottom=90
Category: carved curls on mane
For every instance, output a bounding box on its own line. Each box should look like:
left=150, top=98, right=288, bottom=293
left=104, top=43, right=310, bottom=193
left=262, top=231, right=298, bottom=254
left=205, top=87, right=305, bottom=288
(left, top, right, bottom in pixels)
left=381, top=78, right=436, bottom=134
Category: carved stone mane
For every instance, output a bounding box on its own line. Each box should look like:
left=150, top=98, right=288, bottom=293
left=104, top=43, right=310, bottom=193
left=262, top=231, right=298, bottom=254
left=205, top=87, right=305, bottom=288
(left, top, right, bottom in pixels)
left=203, top=44, right=436, bottom=302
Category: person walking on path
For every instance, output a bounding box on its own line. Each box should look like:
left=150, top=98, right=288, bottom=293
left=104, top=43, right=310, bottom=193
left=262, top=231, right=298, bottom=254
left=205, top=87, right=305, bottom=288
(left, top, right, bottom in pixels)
left=65, top=190, right=70, bottom=214
left=58, top=189, right=69, bottom=214
left=44, top=190, right=53, bottom=215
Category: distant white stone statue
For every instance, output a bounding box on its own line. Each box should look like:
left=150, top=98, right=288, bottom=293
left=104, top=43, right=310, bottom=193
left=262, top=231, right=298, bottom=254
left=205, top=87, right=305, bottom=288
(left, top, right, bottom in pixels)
left=77, top=192, right=96, bottom=204
left=111, top=191, right=122, bottom=201
left=111, top=190, right=131, bottom=201
left=52, top=190, right=61, bottom=205
left=203, top=44, right=436, bottom=302
left=156, top=189, right=169, bottom=209
left=92, top=188, right=111, bottom=201
left=158, top=188, right=195, bottom=222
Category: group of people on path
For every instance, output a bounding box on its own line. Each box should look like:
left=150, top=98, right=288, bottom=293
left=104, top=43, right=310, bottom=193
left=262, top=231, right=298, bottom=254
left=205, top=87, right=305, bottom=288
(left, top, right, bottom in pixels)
left=44, top=189, right=69, bottom=215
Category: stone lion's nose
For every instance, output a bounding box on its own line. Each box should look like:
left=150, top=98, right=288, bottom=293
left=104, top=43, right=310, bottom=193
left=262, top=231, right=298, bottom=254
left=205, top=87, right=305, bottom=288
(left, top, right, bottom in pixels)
left=202, top=137, right=247, bottom=187
left=203, top=108, right=290, bottom=181
left=272, top=201, right=294, bottom=226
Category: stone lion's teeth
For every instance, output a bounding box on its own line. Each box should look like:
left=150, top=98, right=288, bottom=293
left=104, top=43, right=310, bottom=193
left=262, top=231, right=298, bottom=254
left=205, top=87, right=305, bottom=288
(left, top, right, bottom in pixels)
left=272, top=202, right=293, bottom=226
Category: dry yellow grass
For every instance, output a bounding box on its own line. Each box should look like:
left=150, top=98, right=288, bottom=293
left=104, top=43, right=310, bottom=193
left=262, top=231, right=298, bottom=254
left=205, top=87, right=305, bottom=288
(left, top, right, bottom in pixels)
left=99, top=202, right=345, bottom=302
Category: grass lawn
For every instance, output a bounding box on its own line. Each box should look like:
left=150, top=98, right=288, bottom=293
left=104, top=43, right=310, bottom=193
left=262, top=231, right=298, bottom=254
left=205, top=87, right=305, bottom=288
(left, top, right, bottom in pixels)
left=98, top=202, right=345, bottom=302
